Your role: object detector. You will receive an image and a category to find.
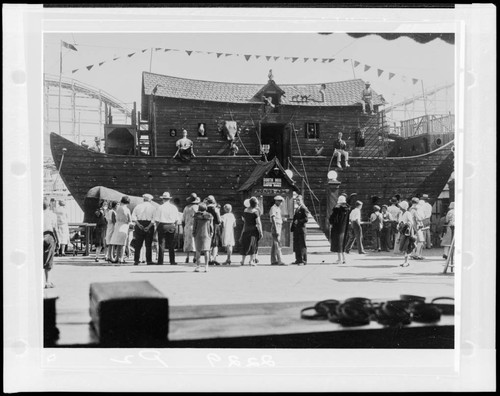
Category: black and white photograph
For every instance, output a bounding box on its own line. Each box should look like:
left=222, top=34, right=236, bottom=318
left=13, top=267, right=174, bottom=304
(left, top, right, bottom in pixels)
left=4, top=4, right=496, bottom=393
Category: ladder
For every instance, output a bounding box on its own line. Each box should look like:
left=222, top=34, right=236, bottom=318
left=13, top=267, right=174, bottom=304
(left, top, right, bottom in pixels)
left=137, top=128, right=152, bottom=156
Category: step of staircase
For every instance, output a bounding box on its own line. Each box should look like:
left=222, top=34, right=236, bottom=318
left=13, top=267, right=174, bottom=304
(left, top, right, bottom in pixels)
left=305, top=213, right=330, bottom=253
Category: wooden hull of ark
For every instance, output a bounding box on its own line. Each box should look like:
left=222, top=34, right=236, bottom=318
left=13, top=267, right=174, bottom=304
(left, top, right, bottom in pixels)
left=50, top=132, right=454, bottom=233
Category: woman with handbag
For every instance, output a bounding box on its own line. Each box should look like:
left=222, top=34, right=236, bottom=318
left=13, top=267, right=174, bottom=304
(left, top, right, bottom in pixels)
left=397, top=201, right=417, bottom=267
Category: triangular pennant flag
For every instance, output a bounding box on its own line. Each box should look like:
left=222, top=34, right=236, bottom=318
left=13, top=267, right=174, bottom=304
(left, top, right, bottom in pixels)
left=255, top=55, right=261, bottom=59
left=99, top=62, right=105, bottom=66
left=86, top=65, right=94, bottom=71
left=343, top=58, right=349, bottom=63
left=62, top=41, right=78, bottom=51
left=244, top=54, right=251, bottom=61
left=72, top=69, right=79, bottom=74
left=354, top=60, right=360, bottom=67
left=388, top=72, right=396, bottom=80
left=412, top=78, right=419, bottom=85
left=273, top=56, right=280, bottom=61
left=284, top=57, right=290, bottom=60
left=155, top=48, right=162, bottom=51
left=186, top=50, right=193, bottom=56
left=225, top=53, right=232, bottom=57
left=113, top=57, right=120, bottom=61
left=304, top=58, right=309, bottom=62
left=217, top=53, right=223, bottom=58
left=364, top=64, right=371, bottom=72
left=142, top=49, right=148, bottom=53
left=266, top=56, right=271, bottom=61
left=313, top=58, right=318, bottom=62
left=292, top=57, right=298, bottom=62
left=377, top=69, right=383, bottom=77
left=127, top=53, right=135, bottom=58
left=322, top=58, right=328, bottom=63
left=164, top=49, right=171, bottom=52
left=328, top=58, right=334, bottom=63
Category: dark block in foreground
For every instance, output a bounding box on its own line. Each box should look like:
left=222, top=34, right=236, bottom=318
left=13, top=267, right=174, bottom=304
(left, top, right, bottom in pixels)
left=89, top=281, right=169, bottom=347
left=44, top=295, right=60, bottom=347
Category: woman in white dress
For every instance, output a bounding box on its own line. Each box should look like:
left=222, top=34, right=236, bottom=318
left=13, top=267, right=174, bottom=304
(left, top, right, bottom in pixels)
left=440, top=202, right=455, bottom=259
left=109, top=196, right=132, bottom=263
left=54, top=200, right=70, bottom=256
left=182, top=193, right=200, bottom=263
left=104, top=200, right=118, bottom=262
left=221, top=204, right=236, bottom=265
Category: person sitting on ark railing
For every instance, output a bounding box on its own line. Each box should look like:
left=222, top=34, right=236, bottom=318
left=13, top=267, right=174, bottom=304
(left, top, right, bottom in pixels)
left=361, top=81, right=374, bottom=114
left=173, top=129, right=196, bottom=161
left=333, top=132, right=350, bottom=168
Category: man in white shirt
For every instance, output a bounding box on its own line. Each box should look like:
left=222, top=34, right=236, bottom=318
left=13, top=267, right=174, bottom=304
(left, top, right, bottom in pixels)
left=387, top=197, right=402, bottom=252
left=345, top=200, right=366, bottom=254
left=270, top=195, right=286, bottom=265
left=154, top=192, right=179, bottom=265
left=409, top=197, right=425, bottom=259
left=131, top=193, right=156, bottom=265
left=419, top=194, right=433, bottom=249
left=43, top=200, right=59, bottom=288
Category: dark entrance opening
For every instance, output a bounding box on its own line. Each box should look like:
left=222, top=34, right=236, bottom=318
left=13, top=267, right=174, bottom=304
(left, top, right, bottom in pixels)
left=260, top=123, right=290, bottom=167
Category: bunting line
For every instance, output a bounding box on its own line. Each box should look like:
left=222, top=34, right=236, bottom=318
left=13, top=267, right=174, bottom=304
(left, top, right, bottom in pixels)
left=64, top=45, right=423, bottom=83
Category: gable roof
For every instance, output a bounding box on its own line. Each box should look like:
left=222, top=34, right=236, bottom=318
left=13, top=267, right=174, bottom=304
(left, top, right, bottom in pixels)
left=238, top=158, right=299, bottom=192
left=142, top=71, right=385, bottom=107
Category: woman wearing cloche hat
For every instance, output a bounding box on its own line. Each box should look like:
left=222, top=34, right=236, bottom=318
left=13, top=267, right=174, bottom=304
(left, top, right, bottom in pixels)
left=329, top=195, right=351, bottom=264
left=182, top=193, right=201, bottom=264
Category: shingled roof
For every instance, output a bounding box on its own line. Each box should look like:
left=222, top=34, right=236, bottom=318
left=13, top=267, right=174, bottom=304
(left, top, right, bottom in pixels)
left=142, top=71, right=385, bottom=107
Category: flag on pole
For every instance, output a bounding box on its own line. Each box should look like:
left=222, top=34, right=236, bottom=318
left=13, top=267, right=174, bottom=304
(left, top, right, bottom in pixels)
left=388, top=72, right=395, bottom=80
left=364, top=64, right=371, bottom=72
left=377, top=69, right=383, bottom=77
left=62, top=41, right=77, bottom=51
left=354, top=60, right=360, bottom=67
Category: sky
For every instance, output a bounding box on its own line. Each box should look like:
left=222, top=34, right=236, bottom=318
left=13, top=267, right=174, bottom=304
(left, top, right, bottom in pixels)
left=44, top=32, right=455, bottom=117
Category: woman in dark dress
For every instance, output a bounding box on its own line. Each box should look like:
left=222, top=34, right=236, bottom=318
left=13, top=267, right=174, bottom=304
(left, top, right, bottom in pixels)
left=329, top=195, right=351, bottom=264
left=239, top=197, right=263, bottom=266
left=94, top=200, right=108, bottom=262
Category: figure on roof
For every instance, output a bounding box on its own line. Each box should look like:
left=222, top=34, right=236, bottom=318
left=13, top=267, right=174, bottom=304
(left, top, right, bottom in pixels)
left=361, top=81, right=374, bottom=114
left=173, top=129, right=196, bottom=161
left=333, top=132, right=350, bottom=168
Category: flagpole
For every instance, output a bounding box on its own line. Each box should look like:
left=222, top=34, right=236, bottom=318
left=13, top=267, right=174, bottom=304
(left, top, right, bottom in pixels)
left=350, top=59, right=356, bottom=79
left=420, top=79, right=428, bottom=117
left=58, top=40, right=62, bottom=135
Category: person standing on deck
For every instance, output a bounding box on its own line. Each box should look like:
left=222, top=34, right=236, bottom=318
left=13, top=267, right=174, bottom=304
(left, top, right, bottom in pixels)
left=131, top=193, right=156, bottom=266
left=182, top=193, right=200, bottom=264
left=270, top=195, right=287, bottom=265
left=362, top=81, right=374, bottom=114
left=291, top=195, right=310, bottom=265
left=154, top=192, right=179, bottom=265
left=345, top=200, right=366, bottom=254
left=419, top=194, right=433, bottom=249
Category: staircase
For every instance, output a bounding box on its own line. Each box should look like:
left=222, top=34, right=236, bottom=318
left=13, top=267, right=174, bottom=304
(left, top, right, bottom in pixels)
left=137, top=128, right=152, bottom=155
left=305, top=212, right=331, bottom=253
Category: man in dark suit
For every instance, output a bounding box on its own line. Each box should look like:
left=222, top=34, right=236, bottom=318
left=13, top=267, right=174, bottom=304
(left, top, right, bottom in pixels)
left=291, top=195, right=310, bottom=265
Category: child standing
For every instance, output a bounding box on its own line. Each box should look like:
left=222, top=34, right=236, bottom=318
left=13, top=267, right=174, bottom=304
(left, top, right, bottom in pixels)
left=221, top=204, right=236, bottom=265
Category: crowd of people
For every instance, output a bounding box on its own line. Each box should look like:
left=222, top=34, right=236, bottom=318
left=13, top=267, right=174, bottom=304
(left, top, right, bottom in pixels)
left=43, top=190, right=455, bottom=287
left=328, top=193, right=455, bottom=267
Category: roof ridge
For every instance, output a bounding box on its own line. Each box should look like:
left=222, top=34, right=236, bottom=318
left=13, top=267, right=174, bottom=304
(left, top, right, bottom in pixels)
left=142, top=71, right=365, bottom=87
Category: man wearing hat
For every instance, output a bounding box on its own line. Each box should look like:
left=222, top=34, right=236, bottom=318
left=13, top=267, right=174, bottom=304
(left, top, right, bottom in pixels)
left=154, top=192, right=179, bottom=265
left=291, top=195, right=310, bottom=265
left=387, top=196, right=402, bottom=251
left=345, top=200, right=366, bottom=254
left=361, top=81, right=374, bottom=114
left=131, top=193, right=156, bottom=265
left=270, top=195, right=287, bottom=265
left=418, top=194, right=433, bottom=249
